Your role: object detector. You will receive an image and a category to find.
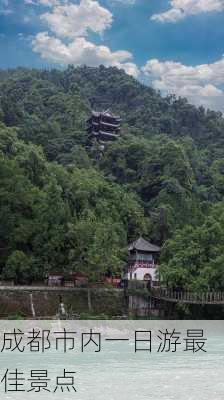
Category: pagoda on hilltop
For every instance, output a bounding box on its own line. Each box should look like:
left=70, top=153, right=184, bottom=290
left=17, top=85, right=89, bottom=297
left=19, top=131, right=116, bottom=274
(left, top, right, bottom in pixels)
left=87, top=109, right=121, bottom=145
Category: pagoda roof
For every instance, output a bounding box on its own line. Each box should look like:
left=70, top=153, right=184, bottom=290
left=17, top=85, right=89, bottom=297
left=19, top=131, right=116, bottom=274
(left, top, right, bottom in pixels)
left=92, top=109, right=121, bottom=121
left=99, top=130, right=120, bottom=138
left=128, top=237, right=160, bottom=253
left=101, top=121, right=120, bottom=128
left=91, top=111, right=100, bottom=118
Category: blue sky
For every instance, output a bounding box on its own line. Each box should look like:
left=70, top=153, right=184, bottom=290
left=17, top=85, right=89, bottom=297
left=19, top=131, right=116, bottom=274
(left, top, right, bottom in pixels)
left=1, top=0, right=224, bottom=111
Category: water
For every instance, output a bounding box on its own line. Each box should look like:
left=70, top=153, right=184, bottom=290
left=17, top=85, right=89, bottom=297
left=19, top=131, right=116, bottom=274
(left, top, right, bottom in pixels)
left=0, top=321, right=223, bottom=399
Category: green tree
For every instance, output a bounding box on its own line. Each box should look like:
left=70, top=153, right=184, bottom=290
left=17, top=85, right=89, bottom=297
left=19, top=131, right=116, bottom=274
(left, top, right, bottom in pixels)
left=3, top=251, right=36, bottom=284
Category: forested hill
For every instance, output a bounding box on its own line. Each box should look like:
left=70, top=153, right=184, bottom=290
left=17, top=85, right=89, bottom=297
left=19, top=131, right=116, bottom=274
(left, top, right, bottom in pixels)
left=1, top=65, right=224, bottom=159
left=1, top=65, right=224, bottom=291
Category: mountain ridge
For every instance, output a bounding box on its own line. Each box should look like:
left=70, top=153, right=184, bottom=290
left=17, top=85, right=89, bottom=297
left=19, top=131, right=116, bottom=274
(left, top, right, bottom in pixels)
left=0, top=65, right=224, bottom=292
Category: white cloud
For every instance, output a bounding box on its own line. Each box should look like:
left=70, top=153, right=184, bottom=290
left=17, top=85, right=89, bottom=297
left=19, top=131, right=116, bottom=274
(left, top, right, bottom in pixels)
left=31, top=0, right=139, bottom=77
left=26, top=0, right=224, bottom=112
left=151, top=0, right=224, bottom=22
left=41, top=0, right=113, bottom=39
left=142, top=57, right=224, bottom=111
left=32, top=32, right=139, bottom=77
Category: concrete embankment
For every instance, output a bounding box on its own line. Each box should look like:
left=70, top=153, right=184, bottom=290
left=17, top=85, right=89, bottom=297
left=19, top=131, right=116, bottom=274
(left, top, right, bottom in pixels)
left=0, top=287, right=127, bottom=318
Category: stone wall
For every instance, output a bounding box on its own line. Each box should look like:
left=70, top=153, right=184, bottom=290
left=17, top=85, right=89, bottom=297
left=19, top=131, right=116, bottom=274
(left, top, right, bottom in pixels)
left=0, top=288, right=127, bottom=318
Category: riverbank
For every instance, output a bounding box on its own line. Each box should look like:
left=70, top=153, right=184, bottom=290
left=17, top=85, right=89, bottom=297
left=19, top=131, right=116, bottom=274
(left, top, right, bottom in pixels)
left=0, top=286, right=126, bottom=319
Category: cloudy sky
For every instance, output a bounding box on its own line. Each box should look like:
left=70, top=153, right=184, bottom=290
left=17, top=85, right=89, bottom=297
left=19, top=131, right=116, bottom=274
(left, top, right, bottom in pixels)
left=1, top=0, right=224, bottom=112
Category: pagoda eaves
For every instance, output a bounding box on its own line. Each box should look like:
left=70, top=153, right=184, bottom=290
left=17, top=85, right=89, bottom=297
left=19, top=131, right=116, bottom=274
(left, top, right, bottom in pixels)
left=87, top=109, right=121, bottom=145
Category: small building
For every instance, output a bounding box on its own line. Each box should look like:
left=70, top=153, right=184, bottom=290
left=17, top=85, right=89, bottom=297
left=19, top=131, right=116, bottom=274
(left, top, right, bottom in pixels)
left=87, top=109, right=121, bottom=145
left=70, top=272, right=88, bottom=287
left=125, top=237, right=160, bottom=286
left=47, top=273, right=64, bottom=287
left=48, top=272, right=88, bottom=287
left=64, top=280, right=75, bottom=288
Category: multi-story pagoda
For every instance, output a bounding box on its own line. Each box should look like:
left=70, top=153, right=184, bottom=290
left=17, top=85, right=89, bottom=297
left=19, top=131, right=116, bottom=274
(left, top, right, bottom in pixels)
left=87, top=109, right=121, bottom=145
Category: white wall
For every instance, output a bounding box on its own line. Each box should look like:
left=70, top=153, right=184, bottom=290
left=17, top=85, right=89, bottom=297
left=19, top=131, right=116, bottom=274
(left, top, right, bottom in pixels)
left=127, top=266, right=158, bottom=282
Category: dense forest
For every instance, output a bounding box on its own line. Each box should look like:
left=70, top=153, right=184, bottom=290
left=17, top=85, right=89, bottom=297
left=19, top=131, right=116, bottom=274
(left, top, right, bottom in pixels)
left=0, top=65, right=224, bottom=291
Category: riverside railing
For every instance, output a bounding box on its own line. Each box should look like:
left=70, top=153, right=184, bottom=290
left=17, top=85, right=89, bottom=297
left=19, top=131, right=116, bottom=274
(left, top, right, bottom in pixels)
left=150, top=288, right=224, bottom=304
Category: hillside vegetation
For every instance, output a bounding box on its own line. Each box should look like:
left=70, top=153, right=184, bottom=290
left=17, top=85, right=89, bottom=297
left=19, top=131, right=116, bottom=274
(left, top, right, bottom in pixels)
left=0, top=65, right=224, bottom=291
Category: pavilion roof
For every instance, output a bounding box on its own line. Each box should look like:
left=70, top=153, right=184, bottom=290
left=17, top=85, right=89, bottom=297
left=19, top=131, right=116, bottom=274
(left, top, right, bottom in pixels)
left=128, top=237, right=160, bottom=253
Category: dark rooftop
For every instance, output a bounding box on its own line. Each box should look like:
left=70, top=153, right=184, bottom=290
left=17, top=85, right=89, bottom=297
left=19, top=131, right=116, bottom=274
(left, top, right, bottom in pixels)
left=92, top=109, right=121, bottom=120
left=128, top=237, right=160, bottom=253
